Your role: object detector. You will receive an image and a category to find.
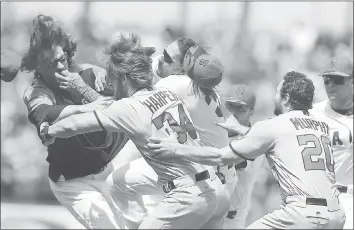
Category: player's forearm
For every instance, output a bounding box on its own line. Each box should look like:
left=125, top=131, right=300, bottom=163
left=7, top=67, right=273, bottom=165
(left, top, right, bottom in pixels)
left=76, top=84, right=102, bottom=102
left=48, top=115, right=82, bottom=138
left=175, top=145, right=242, bottom=166
left=48, top=113, right=102, bottom=138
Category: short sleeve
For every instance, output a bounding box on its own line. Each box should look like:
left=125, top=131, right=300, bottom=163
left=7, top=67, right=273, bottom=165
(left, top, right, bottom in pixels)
left=94, top=99, right=144, bottom=137
left=229, top=120, right=275, bottom=160
left=23, top=81, right=56, bottom=113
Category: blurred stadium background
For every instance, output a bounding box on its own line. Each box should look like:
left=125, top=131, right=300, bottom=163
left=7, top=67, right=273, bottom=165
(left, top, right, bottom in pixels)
left=1, top=2, right=353, bottom=229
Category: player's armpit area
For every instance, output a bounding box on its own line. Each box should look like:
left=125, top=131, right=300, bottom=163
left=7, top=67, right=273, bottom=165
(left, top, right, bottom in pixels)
left=229, top=142, right=255, bottom=161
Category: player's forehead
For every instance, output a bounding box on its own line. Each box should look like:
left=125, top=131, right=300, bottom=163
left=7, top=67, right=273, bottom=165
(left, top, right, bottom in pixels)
left=39, top=45, right=65, bottom=62
left=166, top=41, right=181, bottom=61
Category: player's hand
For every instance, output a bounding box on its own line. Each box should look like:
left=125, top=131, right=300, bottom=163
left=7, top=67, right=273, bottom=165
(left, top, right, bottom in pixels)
left=142, top=47, right=156, bottom=57
left=56, top=70, right=87, bottom=92
left=82, top=97, right=114, bottom=112
left=215, top=115, right=250, bottom=136
left=39, top=122, right=55, bottom=146
left=92, top=66, right=107, bottom=92
left=146, top=134, right=180, bottom=155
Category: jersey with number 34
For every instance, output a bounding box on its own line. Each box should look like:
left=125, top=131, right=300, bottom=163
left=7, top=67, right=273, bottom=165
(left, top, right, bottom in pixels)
left=95, top=88, right=206, bottom=184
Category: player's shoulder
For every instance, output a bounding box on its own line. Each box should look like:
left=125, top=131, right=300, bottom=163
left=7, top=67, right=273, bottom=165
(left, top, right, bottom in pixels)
left=155, top=74, right=191, bottom=90
left=249, top=118, right=275, bottom=134
left=23, top=77, right=54, bottom=101
left=310, top=100, right=329, bottom=113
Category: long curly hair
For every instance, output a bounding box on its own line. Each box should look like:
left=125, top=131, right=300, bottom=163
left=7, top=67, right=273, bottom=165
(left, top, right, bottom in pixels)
left=177, top=37, right=218, bottom=100
left=104, top=33, right=153, bottom=89
left=281, top=71, right=315, bottom=111
left=20, top=14, right=77, bottom=72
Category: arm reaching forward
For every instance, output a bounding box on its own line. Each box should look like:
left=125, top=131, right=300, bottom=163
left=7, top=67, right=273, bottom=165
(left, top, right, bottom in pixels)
left=147, top=120, right=274, bottom=166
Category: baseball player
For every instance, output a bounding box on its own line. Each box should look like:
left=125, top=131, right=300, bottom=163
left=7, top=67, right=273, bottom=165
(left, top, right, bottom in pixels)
left=21, top=14, right=148, bottom=229
left=310, top=57, right=353, bottom=229
left=148, top=71, right=346, bottom=229
left=155, top=40, right=232, bottom=221
left=40, top=33, right=228, bottom=229
left=105, top=40, right=232, bottom=229
left=154, top=41, right=235, bottom=183
left=222, top=84, right=266, bottom=229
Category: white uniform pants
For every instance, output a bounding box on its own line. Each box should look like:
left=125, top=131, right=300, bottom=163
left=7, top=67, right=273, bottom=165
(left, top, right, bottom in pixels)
left=49, top=162, right=121, bottom=229
left=247, top=196, right=345, bottom=229
left=108, top=157, right=230, bottom=229
left=339, top=192, right=353, bottom=229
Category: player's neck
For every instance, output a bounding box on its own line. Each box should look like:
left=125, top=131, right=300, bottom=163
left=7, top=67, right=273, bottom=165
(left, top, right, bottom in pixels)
left=330, top=99, right=354, bottom=115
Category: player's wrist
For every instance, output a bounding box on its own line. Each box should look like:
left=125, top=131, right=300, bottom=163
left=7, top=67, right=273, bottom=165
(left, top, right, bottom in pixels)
left=174, top=144, right=185, bottom=156
left=39, top=122, right=55, bottom=146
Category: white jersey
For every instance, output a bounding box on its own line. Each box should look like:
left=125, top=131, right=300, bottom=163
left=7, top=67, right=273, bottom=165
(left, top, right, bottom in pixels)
left=310, top=100, right=353, bottom=185
left=155, top=75, right=229, bottom=148
left=95, top=88, right=206, bottom=183
left=155, top=75, right=235, bottom=182
left=230, top=111, right=338, bottom=200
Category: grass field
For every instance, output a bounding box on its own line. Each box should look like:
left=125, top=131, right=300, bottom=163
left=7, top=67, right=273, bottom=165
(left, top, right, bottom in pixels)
left=1, top=202, right=84, bottom=229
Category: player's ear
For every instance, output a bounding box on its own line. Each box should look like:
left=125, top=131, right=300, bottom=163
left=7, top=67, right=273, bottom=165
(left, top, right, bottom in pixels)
left=284, top=93, right=290, bottom=103
left=121, top=73, right=128, bottom=85
left=250, top=109, right=254, bottom=116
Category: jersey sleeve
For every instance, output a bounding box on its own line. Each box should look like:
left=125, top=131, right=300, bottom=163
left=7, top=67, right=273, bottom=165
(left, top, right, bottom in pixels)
left=229, top=120, right=275, bottom=160
left=94, top=99, right=143, bottom=137
left=23, top=82, right=56, bottom=114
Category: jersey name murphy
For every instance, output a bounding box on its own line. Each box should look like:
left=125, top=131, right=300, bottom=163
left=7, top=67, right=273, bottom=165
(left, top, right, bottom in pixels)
left=290, top=117, right=329, bottom=134
left=142, top=90, right=180, bottom=113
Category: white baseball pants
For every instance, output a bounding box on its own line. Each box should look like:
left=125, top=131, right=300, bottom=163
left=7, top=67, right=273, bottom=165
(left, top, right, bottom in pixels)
left=49, top=162, right=121, bottom=229
left=108, top=158, right=230, bottom=229
left=339, top=192, right=353, bottom=229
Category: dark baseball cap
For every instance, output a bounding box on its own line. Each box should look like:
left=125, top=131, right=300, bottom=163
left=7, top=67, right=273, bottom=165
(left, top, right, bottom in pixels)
left=183, top=45, right=224, bottom=88
left=224, top=85, right=256, bottom=109
left=320, top=56, right=353, bottom=77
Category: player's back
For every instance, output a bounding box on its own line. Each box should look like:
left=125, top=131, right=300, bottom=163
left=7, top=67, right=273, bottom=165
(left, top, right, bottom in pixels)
left=155, top=74, right=229, bottom=148
left=263, top=110, right=338, bottom=200
left=106, top=88, right=206, bottom=183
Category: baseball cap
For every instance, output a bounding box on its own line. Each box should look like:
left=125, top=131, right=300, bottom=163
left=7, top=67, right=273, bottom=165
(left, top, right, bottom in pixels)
left=320, top=57, right=353, bottom=77
left=183, top=45, right=224, bottom=88
left=224, top=85, right=256, bottom=109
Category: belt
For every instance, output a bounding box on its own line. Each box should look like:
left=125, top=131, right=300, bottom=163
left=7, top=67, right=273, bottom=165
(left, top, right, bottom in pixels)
left=57, top=164, right=108, bottom=182
left=306, top=197, right=328, bottom=206
left=285, top=196, right=340, bottom=211
left=337, top=185, right=348, bottom=194
left=162, top=170, right=211, bottom=193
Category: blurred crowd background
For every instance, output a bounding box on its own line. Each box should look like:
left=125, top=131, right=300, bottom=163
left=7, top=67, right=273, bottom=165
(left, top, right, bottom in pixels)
left=1, top=2, right=353, bottom=228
